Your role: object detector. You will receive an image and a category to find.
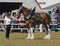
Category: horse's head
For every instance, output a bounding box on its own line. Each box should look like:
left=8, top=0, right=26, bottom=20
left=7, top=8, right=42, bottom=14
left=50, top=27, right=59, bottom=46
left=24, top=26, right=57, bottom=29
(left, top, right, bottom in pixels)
left=18, top=6, right=31, bottom=20
left=19, top=6, right=30, bottom=16
left=19, top=6, right=37, bottom=27
left=19, top=6, right=36, bottom=20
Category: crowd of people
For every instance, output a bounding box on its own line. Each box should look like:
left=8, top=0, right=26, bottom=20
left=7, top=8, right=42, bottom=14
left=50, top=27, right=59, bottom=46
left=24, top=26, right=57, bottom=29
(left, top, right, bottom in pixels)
left=0, top=12, right=25, bottom=24
left=49, top=6, right=60, bottom=32
left=50, top=6, right=60, bottom=24
left=0, top=11, right=27, bottom=33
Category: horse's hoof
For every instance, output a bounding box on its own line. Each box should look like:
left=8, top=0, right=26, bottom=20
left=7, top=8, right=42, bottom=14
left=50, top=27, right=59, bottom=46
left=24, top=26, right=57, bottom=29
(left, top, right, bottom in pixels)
left=26, top=37, right=30, bottom=39
left=30, top=37, right=34, bottom=39
left=44, top=34, right=51, bottom=39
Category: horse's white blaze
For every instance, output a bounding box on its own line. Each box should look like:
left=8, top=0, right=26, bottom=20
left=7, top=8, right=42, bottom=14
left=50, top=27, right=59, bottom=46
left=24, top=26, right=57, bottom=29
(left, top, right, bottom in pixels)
left=39, top=24, right=43, bottom=32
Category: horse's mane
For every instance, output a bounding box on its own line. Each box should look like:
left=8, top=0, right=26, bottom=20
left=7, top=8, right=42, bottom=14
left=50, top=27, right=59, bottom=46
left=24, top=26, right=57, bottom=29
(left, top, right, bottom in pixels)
left=22, top=6, right=31, bottom=11
left=44, top=13, right=50, bottom=17
left=44, top=12, right=51, bottom=22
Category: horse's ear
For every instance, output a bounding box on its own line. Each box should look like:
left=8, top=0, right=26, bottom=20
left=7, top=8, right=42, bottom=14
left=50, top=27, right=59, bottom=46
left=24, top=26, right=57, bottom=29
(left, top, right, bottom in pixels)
left=19, top=5, right=22, bottom=7
left=19, top=5, right=23, bottom=10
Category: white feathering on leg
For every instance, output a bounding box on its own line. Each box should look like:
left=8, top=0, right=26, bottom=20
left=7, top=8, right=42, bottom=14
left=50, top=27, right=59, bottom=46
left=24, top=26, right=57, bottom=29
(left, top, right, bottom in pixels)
left=44, top=33, right=51, bottom=39
left=26, top=29, right=31, bottom=39
left=30, top=27, right=34, bottom=39
left=44, top=25, right=51, bottom=39
left=39, top=24, right=43, bottom=32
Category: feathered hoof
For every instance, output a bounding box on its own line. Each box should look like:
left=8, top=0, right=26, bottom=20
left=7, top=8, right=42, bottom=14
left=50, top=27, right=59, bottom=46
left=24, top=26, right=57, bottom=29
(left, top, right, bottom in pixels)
left=30, top=37, right=34, bottom=39
left=26, top=37, right=30, bottom=39
left=44, top=34, right=51, bottom=39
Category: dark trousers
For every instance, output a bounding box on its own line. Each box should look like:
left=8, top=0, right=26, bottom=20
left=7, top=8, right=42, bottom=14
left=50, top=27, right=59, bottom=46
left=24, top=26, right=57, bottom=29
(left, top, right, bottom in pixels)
left=6, top=24, right=11, bottom=38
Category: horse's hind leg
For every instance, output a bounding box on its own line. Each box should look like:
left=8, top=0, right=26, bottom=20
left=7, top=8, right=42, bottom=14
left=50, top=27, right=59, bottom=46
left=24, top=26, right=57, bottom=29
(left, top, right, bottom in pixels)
left=39, top=23, right=43, bottom=32
left=44, top=24, right=51, bottom=39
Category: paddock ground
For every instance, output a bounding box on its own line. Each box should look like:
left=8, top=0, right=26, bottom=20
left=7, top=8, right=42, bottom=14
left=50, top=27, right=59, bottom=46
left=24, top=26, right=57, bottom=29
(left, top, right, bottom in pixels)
left=0, top=32, right=60, bottom=46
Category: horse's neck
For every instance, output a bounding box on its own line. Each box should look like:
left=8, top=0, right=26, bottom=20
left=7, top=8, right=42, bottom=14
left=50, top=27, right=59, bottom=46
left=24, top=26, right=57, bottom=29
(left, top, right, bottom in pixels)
left=23, top=11, right=30, bottom=19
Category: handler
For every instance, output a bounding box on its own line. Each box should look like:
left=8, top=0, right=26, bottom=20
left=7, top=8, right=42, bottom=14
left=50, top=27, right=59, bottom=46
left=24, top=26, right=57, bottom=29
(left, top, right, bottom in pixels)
left=4, top=12, right=11, bottom=39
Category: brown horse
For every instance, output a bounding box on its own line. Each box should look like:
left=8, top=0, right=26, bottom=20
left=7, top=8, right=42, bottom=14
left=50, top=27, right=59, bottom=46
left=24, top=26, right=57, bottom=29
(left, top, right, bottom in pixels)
left=19, top=6, right=51, bottom=39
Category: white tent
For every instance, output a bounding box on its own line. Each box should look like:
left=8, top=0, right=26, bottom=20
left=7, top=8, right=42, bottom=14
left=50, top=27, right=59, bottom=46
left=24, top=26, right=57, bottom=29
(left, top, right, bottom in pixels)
left=0, top=0, right=60, bottom=12
left=0, top=0, right=42, bottom=12
left=37, top=0, right=60, bottom=9
left=23, top=0, right=42, bottom=12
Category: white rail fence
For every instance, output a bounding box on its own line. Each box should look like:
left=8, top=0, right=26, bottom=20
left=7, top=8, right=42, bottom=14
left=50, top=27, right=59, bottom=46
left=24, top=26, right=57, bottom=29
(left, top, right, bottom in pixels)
left=0, top=23, right=29, bottom=32
left=0, top=23, right=60, bottom=32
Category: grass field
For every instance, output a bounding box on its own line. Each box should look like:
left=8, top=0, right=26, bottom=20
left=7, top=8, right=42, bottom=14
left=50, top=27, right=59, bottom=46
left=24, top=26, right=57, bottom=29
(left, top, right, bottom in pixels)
left=0, top=32, right=60, bottom=46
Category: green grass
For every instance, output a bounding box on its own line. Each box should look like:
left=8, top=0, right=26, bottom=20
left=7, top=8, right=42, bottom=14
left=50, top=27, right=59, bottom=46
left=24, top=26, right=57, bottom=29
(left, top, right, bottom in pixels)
left=0, top=32, right=60, bottom=46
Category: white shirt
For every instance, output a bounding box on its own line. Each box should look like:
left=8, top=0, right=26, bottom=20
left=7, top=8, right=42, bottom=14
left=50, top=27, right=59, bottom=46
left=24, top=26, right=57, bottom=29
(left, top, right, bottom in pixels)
left=4, top=16, right=11, bottom=25
left=20, top=14, right=25, bottom=21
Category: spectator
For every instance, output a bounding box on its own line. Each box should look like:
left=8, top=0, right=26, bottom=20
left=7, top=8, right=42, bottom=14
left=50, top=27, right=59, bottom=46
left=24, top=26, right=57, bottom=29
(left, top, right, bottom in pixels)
left=18, top=13, right=25, bottom=24
left=55, top=6, right=60, bottom=24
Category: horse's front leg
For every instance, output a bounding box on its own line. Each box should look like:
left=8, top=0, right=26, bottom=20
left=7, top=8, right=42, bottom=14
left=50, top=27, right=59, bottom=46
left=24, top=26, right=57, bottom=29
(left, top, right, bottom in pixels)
left=26, top=28, right=31, bottom=39
left=30, top=27, right=34, bottom=39
left=44, top=24, right=51, bottom=39
left=26, top=27, right=34, bottom=39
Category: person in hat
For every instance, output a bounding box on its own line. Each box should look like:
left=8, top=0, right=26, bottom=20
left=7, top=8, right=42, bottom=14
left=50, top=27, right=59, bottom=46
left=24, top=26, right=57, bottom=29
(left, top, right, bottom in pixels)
left=4, top=12, right=11, bottom=40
